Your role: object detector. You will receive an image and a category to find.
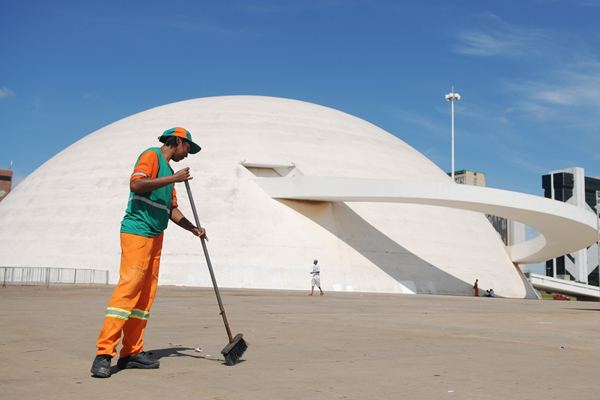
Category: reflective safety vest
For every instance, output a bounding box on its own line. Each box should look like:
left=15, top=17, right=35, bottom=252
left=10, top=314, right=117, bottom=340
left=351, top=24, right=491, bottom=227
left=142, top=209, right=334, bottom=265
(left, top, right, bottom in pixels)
left=120, top=148, right=174, bottom=237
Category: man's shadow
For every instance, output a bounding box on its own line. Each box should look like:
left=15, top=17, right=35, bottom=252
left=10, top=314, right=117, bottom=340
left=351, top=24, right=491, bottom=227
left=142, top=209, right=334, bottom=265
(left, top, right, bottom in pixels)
left=109, top=347, right=224, bottom=375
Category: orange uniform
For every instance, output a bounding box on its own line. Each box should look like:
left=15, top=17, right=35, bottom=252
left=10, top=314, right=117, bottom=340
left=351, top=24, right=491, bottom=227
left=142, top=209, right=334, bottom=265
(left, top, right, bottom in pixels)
left=95, top=149, right=175, bottom=357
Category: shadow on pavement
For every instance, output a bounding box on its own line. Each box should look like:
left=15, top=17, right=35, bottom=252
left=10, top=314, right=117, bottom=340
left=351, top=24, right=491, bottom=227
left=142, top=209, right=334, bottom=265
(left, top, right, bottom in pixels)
left=147, top=347, right=224, bottom=363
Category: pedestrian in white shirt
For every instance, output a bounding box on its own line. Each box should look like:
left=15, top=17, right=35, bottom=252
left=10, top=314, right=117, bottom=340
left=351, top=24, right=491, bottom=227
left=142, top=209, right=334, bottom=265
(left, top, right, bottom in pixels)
left=310, top=259, right=324, bottom=296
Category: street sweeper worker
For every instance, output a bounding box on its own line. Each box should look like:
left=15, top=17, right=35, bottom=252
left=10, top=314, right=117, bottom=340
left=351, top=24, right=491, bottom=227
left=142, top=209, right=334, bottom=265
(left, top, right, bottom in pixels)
left=91, top=127, right=206, bottom=378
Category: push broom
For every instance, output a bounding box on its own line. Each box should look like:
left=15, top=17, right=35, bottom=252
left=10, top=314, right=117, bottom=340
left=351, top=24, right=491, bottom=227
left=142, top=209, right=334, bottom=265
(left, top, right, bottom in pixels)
left=185, top=180, right=248, bottom=366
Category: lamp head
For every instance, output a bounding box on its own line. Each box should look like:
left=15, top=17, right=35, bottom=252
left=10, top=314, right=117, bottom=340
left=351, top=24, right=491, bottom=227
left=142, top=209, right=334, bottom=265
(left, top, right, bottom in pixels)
left=445, top=92, right=461, bottom=101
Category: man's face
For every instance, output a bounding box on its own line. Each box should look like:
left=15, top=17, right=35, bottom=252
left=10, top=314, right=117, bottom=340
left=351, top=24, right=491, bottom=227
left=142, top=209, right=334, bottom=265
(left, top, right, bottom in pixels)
left=172, top=139, right=191, bottom=162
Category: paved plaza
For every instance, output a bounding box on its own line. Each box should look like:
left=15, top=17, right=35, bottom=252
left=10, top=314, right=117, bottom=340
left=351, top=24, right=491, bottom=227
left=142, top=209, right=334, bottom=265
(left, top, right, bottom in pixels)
left=1, top=285, right=599, bottom=399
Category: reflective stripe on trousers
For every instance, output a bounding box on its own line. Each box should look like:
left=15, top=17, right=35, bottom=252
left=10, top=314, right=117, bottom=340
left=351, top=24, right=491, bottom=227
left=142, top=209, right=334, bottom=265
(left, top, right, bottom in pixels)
left=104, top=307, right=150, bottom=321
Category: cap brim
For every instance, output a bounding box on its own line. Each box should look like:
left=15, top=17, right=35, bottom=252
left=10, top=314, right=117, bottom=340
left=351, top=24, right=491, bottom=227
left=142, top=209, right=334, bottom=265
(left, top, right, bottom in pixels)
left=189, top=141, right=201, bottom=154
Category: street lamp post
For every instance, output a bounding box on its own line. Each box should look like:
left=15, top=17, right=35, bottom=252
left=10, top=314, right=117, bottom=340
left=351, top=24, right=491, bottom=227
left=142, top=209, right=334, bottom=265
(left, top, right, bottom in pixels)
left=445, top=88, right=461, bottom=181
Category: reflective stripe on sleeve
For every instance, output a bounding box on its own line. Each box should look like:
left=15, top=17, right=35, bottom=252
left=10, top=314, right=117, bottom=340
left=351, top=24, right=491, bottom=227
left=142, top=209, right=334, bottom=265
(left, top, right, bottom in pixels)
left=105, top=307, right=131, bottom=320
left=130, top=308, right=150, bottom=320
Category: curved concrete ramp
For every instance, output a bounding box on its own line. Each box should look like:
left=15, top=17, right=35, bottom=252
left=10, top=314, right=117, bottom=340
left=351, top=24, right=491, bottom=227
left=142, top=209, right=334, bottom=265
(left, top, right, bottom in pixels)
left=255, top=176, right=598, bottom=263
left=527, top=273, right=600, bottom=300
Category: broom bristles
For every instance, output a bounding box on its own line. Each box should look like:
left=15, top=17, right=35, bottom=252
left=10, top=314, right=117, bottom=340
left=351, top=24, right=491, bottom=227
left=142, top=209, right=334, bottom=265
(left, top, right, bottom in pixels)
left=222, top=333, right=247, bottom=366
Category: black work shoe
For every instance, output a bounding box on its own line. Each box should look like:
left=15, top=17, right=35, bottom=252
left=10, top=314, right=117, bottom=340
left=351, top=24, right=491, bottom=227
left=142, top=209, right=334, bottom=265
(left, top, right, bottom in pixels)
left=91, top=354, right=112, bottom=378
left=117, top=351, right=160, bottom=370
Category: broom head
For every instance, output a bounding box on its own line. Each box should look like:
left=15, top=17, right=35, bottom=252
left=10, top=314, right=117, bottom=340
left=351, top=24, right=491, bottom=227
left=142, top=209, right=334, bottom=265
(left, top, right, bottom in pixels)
left=221, top=333, right=247, bottom=366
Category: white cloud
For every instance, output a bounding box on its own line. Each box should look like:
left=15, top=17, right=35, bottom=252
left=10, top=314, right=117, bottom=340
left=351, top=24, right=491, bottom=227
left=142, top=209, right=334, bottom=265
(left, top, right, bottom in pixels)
left=504, top=99, right=550, bottom=121
left=453, top=14, right=551, bottom=57
left=531, top=90, right=574, bottom=105
left=452, top=14, right=600, bottom=124
left=454, top=32, right=521, bottom=56
left=524, top=63, right=600, bottom=106
left=504, top=62, right=600, bottom=121
left=0, top=87, right=15, bottom=98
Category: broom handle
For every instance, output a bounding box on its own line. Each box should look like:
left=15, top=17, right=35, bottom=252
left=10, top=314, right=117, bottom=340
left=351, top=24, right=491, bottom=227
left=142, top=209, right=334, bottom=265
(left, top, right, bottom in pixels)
left=185, top=180, right=234, bottom=343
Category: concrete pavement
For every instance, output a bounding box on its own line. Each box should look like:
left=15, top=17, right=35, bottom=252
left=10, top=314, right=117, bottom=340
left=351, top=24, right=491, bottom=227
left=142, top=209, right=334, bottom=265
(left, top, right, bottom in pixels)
left=1, top=286, right=599, bottom=399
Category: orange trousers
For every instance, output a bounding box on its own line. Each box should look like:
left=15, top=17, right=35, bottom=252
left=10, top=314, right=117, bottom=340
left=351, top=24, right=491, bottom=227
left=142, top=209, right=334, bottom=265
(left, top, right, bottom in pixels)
left=95, top=232, right=164, bottom=357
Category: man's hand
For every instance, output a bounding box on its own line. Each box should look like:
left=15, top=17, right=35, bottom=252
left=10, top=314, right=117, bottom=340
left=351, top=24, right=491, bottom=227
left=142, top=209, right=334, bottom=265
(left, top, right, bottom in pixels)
left=192, top=227, right=208, bottom=241
left=172, top=167, right=192, bottom=183
left=170, top=208, right=206, bottom=239
left=130, top=167, right=192, bottom=193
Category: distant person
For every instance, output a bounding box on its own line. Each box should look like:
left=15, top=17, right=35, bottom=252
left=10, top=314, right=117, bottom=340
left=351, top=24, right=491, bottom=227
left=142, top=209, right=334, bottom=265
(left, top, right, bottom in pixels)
left=473, top=279, right=479, bottom=297
left=90, top=127, right=206, bottom=378
left=310, top=259, right=324, bottom=296
left=485, top=288, right=495, bottom=297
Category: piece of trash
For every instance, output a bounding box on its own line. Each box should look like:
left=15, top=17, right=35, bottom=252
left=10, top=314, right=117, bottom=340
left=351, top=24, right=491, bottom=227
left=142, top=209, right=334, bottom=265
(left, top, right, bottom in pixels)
left=448, top=390, right=454, bottom=393
left=194, top=347, right=203, bottom=352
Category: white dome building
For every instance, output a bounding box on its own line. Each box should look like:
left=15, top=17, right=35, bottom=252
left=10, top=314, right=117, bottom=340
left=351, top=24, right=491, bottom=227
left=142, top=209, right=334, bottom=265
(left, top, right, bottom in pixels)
left=2, top=95, right=584, bottom=298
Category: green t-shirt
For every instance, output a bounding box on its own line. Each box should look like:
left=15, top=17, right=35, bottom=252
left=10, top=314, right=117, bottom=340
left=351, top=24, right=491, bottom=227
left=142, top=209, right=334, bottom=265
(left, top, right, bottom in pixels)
left=120, top=148, right=175, bottom=237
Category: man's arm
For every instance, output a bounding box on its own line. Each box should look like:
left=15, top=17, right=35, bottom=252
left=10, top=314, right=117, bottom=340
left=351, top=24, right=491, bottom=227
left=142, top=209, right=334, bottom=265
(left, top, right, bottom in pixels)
left=170, top=207, right=207, bottom=239
left=130, top=168, right=192, bottom=193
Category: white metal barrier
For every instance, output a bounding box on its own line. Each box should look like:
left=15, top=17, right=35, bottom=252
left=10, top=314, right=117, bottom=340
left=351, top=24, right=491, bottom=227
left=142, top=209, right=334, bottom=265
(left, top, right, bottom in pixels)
left=1, top=266, right=109, bottom=287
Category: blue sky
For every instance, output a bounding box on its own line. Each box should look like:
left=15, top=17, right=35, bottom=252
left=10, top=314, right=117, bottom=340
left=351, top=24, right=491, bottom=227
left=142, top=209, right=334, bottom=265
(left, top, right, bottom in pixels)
left=1, top=0, right=599, bottom=195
